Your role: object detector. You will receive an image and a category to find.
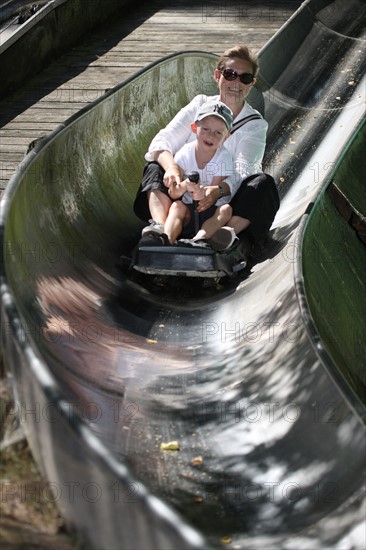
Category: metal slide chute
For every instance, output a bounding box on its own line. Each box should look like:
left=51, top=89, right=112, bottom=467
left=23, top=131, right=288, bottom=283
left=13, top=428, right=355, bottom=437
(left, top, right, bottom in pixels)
left=1, top=0, right=365, bottom=548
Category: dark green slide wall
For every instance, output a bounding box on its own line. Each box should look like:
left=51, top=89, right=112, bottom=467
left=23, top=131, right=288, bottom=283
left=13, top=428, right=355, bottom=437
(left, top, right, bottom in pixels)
left=302, top=118, right=366, bottom=403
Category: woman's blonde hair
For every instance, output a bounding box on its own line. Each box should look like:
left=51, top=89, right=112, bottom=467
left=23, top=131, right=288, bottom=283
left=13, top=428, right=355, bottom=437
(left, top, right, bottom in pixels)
left=216, top=45, right=259, bottom=76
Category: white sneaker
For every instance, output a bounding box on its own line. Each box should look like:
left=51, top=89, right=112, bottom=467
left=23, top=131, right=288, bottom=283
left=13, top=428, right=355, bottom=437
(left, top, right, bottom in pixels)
left=208, top=227, right=238, bottom=251
left=141, top=220, right=164, bottom=237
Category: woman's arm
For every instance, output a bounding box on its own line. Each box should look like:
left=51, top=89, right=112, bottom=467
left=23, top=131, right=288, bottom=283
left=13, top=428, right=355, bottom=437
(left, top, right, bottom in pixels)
left=145, top=94, right=209, bottom=161
left=195, top=177, right=230, bottom=212
left=153, top=151, right=182, bottom=186
left=230, top=121, right=268, bottom=193
left=147, top=95, right=209, bottom=186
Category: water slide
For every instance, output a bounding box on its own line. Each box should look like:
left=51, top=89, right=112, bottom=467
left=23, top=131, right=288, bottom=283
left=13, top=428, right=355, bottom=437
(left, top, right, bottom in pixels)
left=1, top=0, right=365, bottom=548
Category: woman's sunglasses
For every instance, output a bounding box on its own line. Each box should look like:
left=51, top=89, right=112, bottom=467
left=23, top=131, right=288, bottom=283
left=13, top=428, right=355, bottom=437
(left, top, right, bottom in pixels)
left=220, top=68, right=254, bottom=85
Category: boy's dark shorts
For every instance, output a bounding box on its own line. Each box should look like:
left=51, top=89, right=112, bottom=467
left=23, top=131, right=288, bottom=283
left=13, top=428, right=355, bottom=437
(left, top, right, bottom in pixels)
left=181, top=203, right=217, bottom=238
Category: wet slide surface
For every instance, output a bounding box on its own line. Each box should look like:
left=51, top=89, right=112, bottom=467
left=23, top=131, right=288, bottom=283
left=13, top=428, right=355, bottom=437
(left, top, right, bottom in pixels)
left=1, top=0, right=365, bottom=548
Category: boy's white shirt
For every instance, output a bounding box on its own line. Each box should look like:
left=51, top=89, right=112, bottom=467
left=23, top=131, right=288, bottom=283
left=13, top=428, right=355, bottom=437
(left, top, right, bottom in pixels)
left=174, top=140, right=233, bottom=206
left=145, top=94, right=268, bottom=197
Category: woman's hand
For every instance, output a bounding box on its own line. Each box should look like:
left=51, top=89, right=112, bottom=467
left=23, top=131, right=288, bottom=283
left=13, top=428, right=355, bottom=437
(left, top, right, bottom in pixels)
left=197, top=186, right=220, bottom=212
left=163, top=163, right=182, bottom=188
left=169, top=179, right=187, bottom=200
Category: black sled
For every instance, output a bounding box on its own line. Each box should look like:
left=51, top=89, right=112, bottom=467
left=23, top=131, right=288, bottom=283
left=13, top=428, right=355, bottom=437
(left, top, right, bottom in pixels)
left=127, top=234, right=252, bottom=279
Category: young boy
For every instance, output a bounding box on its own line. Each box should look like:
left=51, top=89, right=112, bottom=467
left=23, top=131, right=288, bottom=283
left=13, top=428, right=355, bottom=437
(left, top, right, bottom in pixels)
left=142, top=100, right=237, bottom=250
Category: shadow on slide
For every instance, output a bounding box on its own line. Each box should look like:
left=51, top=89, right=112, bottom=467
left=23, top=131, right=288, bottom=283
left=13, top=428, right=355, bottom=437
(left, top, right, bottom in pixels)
left=1, top=0, right=365, bottom=548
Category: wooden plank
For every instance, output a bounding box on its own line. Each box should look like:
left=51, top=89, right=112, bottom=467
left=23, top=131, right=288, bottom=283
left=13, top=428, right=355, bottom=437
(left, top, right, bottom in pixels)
left=1, top=138, right=40, bottom=148
left=0, top=150, right=26, bottom=160
left=0, top=121, right=55, bottom=130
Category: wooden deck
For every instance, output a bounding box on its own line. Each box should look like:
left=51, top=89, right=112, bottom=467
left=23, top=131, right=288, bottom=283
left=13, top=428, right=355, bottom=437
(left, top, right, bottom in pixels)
left=0, top=0, right=302, bottom=192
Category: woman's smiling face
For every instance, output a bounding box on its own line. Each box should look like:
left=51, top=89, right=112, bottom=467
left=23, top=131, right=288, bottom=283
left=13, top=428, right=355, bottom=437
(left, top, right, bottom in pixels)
left=215, top=57, right=256, bottom=106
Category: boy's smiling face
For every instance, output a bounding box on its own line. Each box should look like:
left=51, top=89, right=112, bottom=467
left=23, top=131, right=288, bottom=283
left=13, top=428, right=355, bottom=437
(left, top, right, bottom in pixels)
left=191, top=115, right=229, bottom=152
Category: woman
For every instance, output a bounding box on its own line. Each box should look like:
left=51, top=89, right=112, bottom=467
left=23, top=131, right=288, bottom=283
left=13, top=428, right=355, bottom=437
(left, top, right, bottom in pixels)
left=133, top=45, right=279, bottom=248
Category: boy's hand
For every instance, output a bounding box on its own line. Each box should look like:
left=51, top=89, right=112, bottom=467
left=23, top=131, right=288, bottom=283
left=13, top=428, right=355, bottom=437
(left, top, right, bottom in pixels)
left=186, top=180, right=205, bottom=201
